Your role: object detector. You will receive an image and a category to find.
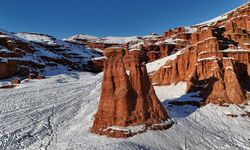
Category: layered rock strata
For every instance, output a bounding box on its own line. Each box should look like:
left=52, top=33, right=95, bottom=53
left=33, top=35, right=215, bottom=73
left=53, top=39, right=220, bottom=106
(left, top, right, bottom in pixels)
left=91, top=48, right=170, bottom=138
left=151, top=2, right=250, bottom=104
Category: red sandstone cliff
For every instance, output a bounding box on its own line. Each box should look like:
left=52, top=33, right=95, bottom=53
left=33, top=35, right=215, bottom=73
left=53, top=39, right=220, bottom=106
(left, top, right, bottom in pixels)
left=150, top=2, right=250, bottom=104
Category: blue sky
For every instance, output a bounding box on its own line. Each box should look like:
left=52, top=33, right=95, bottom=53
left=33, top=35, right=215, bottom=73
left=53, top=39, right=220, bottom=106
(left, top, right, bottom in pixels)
left=0, top=0, right=248, bottom=39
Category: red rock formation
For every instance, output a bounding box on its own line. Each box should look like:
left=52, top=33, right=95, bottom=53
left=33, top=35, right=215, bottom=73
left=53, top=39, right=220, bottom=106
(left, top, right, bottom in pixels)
left=91, top=48, right=169, bottom=138
left=190, top=26, right=215, bottom=44
left=164, top=27, right=187, bottom=38
left=0, top=31, right=104, bottom=79
left=18, top=66, right=30, bottom=76
left=11, top=78, right=21, bottom=84
left=152, top=47, right=249, bottom=105
left=37, top=75, right=46, bottom=80
left=151, top=3, right=250, bottom=104
left=28, top=73, right=37, bottom=79
left=223, top=59, right=246, bottom=104
left=88, top=57, right=106, bottom=73
left=87, top=42, right=121, bottom=50
left=151, top=47, right=198, bottom=85
left=0, top=62, right=17, bottom=79
left=151, top=2, right=250, bottom=104
left=187, top=58, right=247, bottom=104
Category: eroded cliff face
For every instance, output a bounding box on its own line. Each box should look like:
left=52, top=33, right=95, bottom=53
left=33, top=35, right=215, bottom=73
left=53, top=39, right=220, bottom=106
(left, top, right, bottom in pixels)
left=150, top=2, right=250, bottom=104
left=91, top=48, right=170, bottom=138
left=186, top=58, right=247, bottom=104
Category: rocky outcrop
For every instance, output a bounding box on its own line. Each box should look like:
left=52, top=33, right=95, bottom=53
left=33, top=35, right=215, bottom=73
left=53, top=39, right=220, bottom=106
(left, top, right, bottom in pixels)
left=11, top=78, right=21, bottom=84
left=150, top=2, right=250, bottom=105
left=91, top=47, right=170, bottom=138
left=186, top=58, right=247, bottom=104
left=88, top=57, right=106, bottom=73
left=151, top=47, right=198, bottom=85
left=152, top=37, right=250, bottom=104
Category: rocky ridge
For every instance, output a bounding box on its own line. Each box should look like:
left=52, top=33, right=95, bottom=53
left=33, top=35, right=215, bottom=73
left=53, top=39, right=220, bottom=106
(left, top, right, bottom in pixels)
left=0, top=31, right=102, bottom=79
left=151, top=2, right=250, bottom=104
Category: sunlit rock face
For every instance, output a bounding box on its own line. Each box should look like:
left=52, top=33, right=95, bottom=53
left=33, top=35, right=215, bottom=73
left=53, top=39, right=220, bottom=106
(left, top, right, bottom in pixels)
left=150, top=2, right=250, bottom=104
left=91, top=47, right=170, bottom=138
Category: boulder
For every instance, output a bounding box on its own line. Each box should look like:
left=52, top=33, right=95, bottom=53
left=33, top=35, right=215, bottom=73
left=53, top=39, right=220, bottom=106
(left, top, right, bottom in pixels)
left=37, top=75, right=45, bottom=80
left=11, top=78, right=21, bottom=84
left=28, top=73, right=37, bottom=79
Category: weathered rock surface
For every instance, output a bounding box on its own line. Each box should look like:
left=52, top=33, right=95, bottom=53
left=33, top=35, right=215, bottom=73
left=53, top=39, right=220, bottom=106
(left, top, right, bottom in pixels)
left=88, top=57, right=106, bottom=73
left=11, top=78, right=21, bottom=84
left=150, top=2, right=250, bottom=104
left=0, top=61, right=17, bottom=79
left=91, top=48, right=169, bottom=138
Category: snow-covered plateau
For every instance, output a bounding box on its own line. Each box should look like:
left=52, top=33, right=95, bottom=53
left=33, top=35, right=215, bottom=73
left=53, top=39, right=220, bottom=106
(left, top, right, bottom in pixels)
left=0, top=65, right=250, bottom=150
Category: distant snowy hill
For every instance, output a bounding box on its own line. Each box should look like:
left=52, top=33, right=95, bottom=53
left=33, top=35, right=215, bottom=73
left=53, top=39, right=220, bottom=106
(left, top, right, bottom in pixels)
left=65, top=34, right=142, bottom=45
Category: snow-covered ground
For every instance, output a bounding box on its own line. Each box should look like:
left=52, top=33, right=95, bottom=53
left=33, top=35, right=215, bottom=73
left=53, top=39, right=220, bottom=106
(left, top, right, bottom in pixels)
left=146, top=50, right=182, bottom=74
left=1, top=69, right=250, bottom=150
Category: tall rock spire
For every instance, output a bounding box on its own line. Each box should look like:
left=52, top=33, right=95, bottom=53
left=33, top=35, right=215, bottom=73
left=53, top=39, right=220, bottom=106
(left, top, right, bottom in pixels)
left=91, top=47, right=170, bottom=138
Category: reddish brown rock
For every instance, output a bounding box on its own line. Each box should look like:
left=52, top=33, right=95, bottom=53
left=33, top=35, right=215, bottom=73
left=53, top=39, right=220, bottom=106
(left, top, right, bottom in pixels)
left=190, top=26, right=215, bottom=44
left=37, top=75, right=45, bottom=80
left=18, top=66, right=30, bottom=76
left=0, top=84, right=17, bottom=89
left=159, top=43, right=174, bottom=57
left=11, top=78, right=21, bottom=84
left=223, top=59, right=246, bottom=104
left=164, top=27, right=186, bottom=38
left=151, top=47, right=198, bottom=85
left=0, top=62, right=17, bottom=79
left=28, top=73, right=37, bottom=79
left=150, top=2, right=250, bottom=105
left=184, top=55, right=248, bottom=105
left=91, top=48, right=169, bottom=138
left=88, top=57, right=106, bottom=73
left=87, top=42, right=121, bottom=50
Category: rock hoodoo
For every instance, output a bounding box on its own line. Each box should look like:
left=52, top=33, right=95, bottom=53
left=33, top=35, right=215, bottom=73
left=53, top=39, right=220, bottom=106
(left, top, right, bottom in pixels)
left=91, top=47, right=170, bottom=138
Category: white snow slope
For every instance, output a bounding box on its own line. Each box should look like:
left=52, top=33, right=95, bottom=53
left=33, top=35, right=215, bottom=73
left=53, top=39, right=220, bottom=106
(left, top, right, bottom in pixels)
left=1, top=68, right=250, bottom=150
left=146, top=50, right=182, bottom=74
left=65, top=34, right=142, bottom=45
